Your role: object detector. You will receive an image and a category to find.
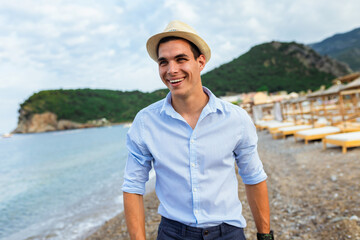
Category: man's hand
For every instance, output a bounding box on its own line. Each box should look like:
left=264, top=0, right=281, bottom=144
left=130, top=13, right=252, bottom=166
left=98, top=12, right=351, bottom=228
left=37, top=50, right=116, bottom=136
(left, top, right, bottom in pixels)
left=245, top=180, right=271, bottom=234
left=123, top=192, right=146, bottom=240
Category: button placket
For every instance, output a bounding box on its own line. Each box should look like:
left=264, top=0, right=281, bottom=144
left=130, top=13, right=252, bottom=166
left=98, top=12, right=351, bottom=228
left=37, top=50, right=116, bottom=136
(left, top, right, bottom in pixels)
left=189, top=133, right=199, bottom=219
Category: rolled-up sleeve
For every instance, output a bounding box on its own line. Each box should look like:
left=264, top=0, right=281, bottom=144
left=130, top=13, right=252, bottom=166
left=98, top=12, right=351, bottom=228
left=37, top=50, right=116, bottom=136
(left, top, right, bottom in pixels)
left=122, top=112, right=153, bottom=195
left=234, top=110, right=267, bottom=185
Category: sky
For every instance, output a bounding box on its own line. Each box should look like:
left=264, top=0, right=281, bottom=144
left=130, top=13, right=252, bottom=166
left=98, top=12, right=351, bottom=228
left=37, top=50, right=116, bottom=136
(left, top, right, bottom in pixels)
left=1, top=0, right=360, bottom=134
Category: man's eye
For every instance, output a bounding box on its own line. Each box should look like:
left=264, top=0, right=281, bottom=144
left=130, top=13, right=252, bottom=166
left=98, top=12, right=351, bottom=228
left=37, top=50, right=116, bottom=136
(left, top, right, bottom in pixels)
left=159, top=61, right=167, bottom=66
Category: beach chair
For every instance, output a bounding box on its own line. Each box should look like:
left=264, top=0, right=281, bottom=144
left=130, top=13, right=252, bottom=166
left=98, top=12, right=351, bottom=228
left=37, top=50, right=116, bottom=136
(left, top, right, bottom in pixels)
left=255, top=120, right=267, bottom=130
left=255, top=120, right=278, bottom=131
left=267, top=122, right=295, bottom=134
left=272, top=125, right=313, bottom=139
left=323, top=131, right=360, bottom=153
left=334, top=121, right=360, bottom=133
left=294, top=126, right=341, bottom=144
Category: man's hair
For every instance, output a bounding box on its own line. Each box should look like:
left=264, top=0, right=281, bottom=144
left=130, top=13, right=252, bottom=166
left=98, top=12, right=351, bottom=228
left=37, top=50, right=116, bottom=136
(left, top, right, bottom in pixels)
left=156, top=36, right=201, bottom=60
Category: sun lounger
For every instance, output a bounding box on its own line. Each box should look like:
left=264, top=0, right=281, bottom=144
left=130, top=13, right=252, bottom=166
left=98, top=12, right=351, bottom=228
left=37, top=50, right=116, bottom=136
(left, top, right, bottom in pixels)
left=267, top=122, right=295, bottom=134
left=335, top=122, right=360, bottom=133
left=255, top=120, right=267, bottom=130
left=272, top=125, right=313, bottom=139
left=255, top=120, right=279, bottom=131
left=294, top=126, right=341, bottom=144
left=323, top=131, right=360, bottom=153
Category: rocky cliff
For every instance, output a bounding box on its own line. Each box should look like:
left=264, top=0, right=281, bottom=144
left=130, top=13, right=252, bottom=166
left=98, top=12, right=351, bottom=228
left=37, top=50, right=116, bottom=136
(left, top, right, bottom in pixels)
left=13, top=110, right=109, bottom=134
left=271, top=41, right=352, bottom=77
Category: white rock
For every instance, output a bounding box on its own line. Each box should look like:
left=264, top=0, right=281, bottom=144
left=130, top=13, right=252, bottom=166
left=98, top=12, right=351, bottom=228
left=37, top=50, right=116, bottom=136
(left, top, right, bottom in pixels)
left=330, top=216, right=347, bottom=223
left=349, top=215, right=359, bottom=221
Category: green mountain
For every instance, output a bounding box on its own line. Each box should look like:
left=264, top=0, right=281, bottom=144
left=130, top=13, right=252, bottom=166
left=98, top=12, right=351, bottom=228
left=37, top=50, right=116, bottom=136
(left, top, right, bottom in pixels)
left=309, top=27, right=360, bottom=71
left=19, top=88, right=168, bottom=124
left=202, top=41, right=351, bottom=96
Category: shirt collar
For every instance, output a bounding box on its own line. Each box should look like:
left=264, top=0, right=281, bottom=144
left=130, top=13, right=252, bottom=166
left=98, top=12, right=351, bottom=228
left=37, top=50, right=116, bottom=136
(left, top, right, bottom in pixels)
left=160, top=87, right=224, bottom=117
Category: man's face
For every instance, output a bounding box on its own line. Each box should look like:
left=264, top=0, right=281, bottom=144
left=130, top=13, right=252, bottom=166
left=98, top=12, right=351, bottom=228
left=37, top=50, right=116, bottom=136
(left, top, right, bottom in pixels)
left=157, top=39, right=205, bottom=99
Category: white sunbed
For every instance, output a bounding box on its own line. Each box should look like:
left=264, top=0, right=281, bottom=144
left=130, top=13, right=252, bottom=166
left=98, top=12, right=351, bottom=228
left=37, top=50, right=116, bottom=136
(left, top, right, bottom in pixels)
left=294, top=126, right=341, bottom=144
left=267, top=122, right=295, bottom=134
left=323, top=131, right=360, bottom=154
left=272, top=125, right=313, bottom=139
left=255, top=120, right=279, bottom=131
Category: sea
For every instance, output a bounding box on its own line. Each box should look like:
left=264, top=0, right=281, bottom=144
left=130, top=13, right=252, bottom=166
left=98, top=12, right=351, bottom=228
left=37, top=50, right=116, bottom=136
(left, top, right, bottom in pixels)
left=0, top=125, right=155, bottom=240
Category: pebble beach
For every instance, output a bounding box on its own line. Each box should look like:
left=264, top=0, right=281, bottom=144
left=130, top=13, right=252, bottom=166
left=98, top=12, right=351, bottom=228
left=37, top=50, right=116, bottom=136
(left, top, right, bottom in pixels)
left=85, top=130, right=360, bottom=240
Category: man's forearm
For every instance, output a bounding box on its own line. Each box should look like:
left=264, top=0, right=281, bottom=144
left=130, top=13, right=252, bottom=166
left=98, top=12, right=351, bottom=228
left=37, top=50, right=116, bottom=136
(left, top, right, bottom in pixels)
left=123, top=192, right=146, bottom=240
left=245, top=180, right=270, bottom=233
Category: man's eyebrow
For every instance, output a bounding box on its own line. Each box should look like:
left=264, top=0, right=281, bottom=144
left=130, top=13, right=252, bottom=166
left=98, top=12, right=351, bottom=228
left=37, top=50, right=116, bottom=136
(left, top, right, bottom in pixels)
left=157, top=54, right=190, bottom=63
left=157, top=57, right=167, bottom=63
left=175, top=54, right=190, bottom=59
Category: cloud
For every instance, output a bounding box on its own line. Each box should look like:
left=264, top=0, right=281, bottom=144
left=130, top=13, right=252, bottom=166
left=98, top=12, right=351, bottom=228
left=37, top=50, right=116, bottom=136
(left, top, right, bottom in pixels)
left=163, top=0, right=200, bottom=24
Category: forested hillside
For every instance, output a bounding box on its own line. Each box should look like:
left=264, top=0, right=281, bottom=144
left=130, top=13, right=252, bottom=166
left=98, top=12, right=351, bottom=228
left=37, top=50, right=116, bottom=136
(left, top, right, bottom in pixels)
left=20, top=88, right=168, bottom=123
left=202, top=41, right=351, bottom=96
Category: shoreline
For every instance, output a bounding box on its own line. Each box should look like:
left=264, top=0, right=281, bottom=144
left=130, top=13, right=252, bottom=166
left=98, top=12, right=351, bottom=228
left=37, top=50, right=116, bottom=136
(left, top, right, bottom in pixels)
left=83, top=170, right=156, bottom=240
left=9, top=121, right=132, bottom=136
left=85, top=131, right=360, bottom=240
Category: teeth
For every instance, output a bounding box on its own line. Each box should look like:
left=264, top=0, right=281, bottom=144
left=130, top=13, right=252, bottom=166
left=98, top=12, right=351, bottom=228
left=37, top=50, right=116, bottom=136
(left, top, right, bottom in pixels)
left=169, top=78, right=184, bottom=83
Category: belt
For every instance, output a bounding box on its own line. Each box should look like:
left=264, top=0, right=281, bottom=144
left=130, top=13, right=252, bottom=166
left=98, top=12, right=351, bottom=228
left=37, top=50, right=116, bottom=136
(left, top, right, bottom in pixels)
left=160, top=216, right=242, bottom=237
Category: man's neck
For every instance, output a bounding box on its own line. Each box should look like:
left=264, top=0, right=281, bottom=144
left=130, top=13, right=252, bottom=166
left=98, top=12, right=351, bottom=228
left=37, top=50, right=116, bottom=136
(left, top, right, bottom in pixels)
left=171, top=88, right=209, bottom=129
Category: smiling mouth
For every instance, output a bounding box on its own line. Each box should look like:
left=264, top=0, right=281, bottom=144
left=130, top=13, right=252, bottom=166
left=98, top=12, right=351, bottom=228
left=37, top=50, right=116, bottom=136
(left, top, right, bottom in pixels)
left=169, top=78, right=184, bottom=84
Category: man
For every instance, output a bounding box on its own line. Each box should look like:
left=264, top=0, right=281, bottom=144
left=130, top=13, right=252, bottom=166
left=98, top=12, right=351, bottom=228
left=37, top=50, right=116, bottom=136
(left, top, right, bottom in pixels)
left=122, top=20, right=273, bottom=240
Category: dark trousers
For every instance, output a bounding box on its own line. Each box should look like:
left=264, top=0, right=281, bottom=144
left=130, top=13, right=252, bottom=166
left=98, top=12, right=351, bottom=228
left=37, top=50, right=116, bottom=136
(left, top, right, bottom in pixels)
left=157, top=217, right=246, bottom=240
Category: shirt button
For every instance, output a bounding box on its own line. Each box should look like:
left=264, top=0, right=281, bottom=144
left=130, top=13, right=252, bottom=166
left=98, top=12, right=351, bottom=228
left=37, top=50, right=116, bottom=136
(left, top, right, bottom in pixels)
left=195, top=210, right=198, bottom=214
left=193, top=188, right=197, bottom=192
left=191, top=163, right=195, bottom=167
left=191, top=139, right=195, bottom=143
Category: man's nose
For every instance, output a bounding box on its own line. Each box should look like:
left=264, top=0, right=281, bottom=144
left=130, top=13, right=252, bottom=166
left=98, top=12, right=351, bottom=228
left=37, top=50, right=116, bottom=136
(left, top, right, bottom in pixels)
left=167, top=61, right=179, bottom=74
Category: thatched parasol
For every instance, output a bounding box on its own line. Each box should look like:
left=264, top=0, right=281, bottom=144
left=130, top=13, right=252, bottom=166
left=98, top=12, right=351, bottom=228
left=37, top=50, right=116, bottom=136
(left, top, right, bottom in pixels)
left=339, top=77, right=360, bottom=124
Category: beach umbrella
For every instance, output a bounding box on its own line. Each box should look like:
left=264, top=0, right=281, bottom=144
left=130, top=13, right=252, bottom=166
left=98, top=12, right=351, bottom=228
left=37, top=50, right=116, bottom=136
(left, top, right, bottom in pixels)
left=339, top=77, right=360, bottom=124
left=321, top=83, right=345, bottom=125
left=307, top=83, right=346, bottom=125
left=342, top=77, right=360, bottom=90
left=334, top=72, right=360, bottom=84
left=307, top=87, right=326, bottom=126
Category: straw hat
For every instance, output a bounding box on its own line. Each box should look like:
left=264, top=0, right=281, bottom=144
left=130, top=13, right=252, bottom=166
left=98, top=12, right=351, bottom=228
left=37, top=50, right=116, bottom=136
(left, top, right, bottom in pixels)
left=146, top=20, right=211, bottom=63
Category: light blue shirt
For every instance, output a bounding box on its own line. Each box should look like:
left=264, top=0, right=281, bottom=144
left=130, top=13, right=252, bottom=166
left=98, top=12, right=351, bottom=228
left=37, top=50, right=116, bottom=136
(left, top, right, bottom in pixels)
left=122, top=87, right=267, bottom=228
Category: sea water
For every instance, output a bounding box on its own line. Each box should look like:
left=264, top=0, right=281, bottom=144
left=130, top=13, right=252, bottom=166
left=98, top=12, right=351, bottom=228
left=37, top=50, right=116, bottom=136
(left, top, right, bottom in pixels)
left=0, top=125, right=148, bottom=240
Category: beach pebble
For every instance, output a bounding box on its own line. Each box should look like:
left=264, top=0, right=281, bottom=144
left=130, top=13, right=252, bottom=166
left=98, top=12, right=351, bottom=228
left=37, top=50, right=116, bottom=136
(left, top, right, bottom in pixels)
left=330, top=217, right=347, bottom=223
left=349, top=215, right=359, bottom=221
left=330, top=175, right=337, bottom=182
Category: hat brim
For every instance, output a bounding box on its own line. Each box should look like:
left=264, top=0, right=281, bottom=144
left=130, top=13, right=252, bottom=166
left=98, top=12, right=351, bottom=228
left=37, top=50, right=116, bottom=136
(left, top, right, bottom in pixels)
left=146, top=31, right=211, bottom=63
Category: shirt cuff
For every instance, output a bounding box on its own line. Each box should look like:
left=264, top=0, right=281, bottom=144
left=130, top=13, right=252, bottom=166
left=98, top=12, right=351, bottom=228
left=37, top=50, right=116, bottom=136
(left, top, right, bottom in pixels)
left=241, top=169, right=268, bottom=185
left=122, top=180, right=146, bottom=195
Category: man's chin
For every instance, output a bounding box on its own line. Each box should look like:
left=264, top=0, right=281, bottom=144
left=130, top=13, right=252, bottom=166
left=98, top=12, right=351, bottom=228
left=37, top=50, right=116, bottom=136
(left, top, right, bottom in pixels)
left=169, top=89, right=187, bottom=98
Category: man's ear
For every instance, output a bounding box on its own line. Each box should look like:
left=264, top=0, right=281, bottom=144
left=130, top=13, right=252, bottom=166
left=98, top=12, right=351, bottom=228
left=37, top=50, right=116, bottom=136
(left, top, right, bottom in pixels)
left=198, top=54, right=206, bottom=71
